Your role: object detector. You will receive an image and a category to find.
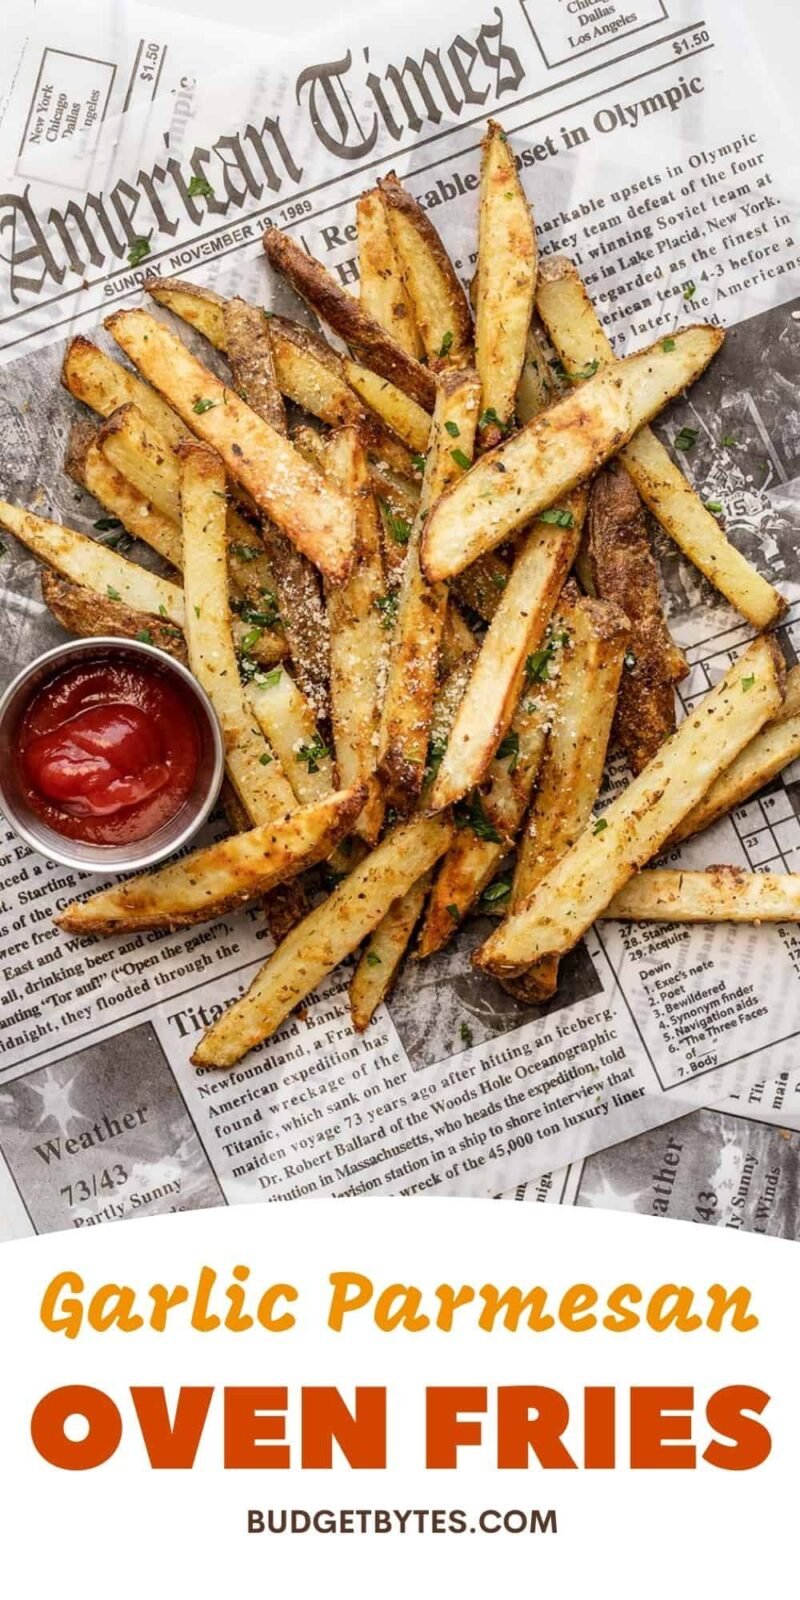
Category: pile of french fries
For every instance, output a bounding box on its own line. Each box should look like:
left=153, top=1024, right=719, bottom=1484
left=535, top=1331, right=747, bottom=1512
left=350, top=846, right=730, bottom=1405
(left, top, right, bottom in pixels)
left=1, top=119, right=798, bottom=1072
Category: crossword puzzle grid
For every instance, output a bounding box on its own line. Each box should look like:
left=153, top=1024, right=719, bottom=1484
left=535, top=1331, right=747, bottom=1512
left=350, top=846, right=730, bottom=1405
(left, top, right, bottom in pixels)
left=678, top=601, right=800, bottom=876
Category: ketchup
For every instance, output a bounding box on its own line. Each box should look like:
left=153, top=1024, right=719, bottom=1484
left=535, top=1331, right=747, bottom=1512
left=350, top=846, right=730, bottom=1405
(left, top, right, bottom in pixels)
left=16, top=658, right=201, bottom=845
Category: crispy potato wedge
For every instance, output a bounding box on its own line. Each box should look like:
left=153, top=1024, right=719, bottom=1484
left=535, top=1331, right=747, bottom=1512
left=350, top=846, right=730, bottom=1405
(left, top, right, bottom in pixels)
left=65, top=420, right=184, bottom=570
left=222, top=296, right=331, bottom=718
left=0, top=502, right=184, bottom=624
left=192, top=814, right=454, bottom=1067
left=344, top=358, right=431, bottom=453
left=356, top=189, right=423, bottom=359
left=246, top=663, right=335, bottom=806
left=61, top=335, right=188, bottom=449
left=515, top=325, right=557, bottom=424
left=670, top=665, right=800, bottom=843
left=145, top=276, right=415, bottom=476
left=179, top=443, right=295, bottom=823
left=421, top=324, right=725, bottom=581
left=587, top=460, right=686, bottom=774
left=378, top=367, right=482, bottom=813
left=606, top=866, right=800, bottom=922
left=476, top=634, right=786, bottom=976
left=503, top=593, right=630, bottom=1003
left=416, top=830, right=504, bottom=960
left=451, top=552, right=511, bottom=623
left=263, top=226, right=436, bottom=411
left=57, top=786, right=365, bottom=935
left=349, top=870, right=433, bottom=1031
left=379, top=173, right=473, bottom=370
left=440, top=602, right=478, bottom=673
left=324, top=427, right=387, bottom=844
left=427, top=493, right=585, bottom=811
left=475, top=122, right=537, bottom=447
left=535, top=256, right=785, bottom=629
left=106, top=308, right=357, bottom=584
left=40, top=568, right=187, bottom=662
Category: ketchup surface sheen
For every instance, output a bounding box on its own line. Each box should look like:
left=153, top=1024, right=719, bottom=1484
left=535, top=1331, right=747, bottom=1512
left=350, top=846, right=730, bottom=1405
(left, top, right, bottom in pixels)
left=17, top=658, right=201, bottom=845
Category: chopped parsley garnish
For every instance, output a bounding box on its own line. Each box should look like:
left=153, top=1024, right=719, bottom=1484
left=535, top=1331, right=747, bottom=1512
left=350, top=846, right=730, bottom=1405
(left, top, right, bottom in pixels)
left=451, top=448, right=471, bottom=470
left=592, top=817, right=608, bottom=834
left=491, top=571, right=508, bottom=590
left=425, top=734, right=447, bottom=780
left=539, top=506, right=574, bottom=528
left=661, top=337, right=676, bottom=352
left=704, top=500, right=723, bottom=515
left=135, top=629, right=153, bottom=645
left=93, top=516, right=122, bottom=532
left=366, top=950, right=382, bottom=967
left=674, top=426, right=699, bottom=452
left=188, top=174, right=215, bottom=198
left=454, top=791, right=501, bottom=843
left=526, top=641, right=558, bottom=682
left=297, top=734, right=330, bottom=773
left=439, top=330, right=454, bottom=358
left=446, top=904, right=460, bottom=922
left=375, top=592, right=399, bottom=630
left=722, top=434, right=736, bottom=447
left=568, top=359, right=600, bottom=381
left=496, top=729, right=519, bottom=771
left=444, top=420, right=460, bottom=437
left=481, top=878, right=511, bottom=907
left=127, top=237, right=151, bottom=267
left=158, top=604, right=168, bottom=617
left=479, top=407, right=511, bottom=435
left=240, top=658, right=282, bottom=687
left=192, top=397, right=217, bottom=415
left=380, top=501, right=412, bottom=545
left=624, top=650, right=637, bottom=671
left=106, top=586, right=121, bottom=601
left=460, top=1022, right=474, bottom=1048
left=741, top=674, right=755, bottom=692
left=683, top=280, right=697, bottom=300
left=193, top=604, right=201, bottom=619
left=230, top=542, right=260, bottom=562
left=233, top=592, right=281, bottom=630
left=411, top=453, right=427, bottom=475
left=259, top=752, right=272, bottom=766
left=241, top=626, right=262, bottom=652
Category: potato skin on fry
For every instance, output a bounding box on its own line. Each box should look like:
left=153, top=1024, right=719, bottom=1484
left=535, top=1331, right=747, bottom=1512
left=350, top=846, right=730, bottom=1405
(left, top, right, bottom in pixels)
left=587, top=460, right=685, bottom=774
left=475, top=121, right=537, bottom=447
left=378, top=173, right=473, bottom=371
left=40, top=569, right=188, bottom=662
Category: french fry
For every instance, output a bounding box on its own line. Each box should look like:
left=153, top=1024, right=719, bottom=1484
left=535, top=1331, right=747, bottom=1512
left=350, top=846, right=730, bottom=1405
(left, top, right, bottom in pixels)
left=245, top=663, right=335, bottom=806
left=515, top=325, right=557, bottom=423
left=0, top=502, right=185, bottom=624
left=145, top=276, right=416, bottom=476
left=349, top=870, right=433, bottom=1031
left=323, top=426, right=387, bottom=844
left=178, top=443, right=295, bottom=823
left=586, top=460, right=686, bottom=774
left=606, top=866, right=800, bottom=923
left=192, top=814, right=453, bottom=1067
left=420, top=324, right=725, bottom=581
left=440, top=601, right=479, bottom=673
left=535, top=256, right=785, bottom=629
left=356, top=189, right=423, bottom=358
left=427, top=492, right=585, bottom=811
left=416, top=829, right=505, bottom=960
left=39, top=568, right=187, bottom=662
left=57, top=786, right=365, bottom=935
left=263, top=226, right=437, bottom=411
left=344, top=358, right=431, bottom=453
left=378, top=367, right=482, bottom=813
left=475, top=121, right=537, bottom=447
left=503, top=592, right=631, bottom=1003
left=451, top=551, right=511, bottom=623
left=670, top=665, right=800, bottom=843
left=106, top=308, right=357, bottom=584
left=61, top=335, right=188, bottom=449
left=475, top=634, right=786, bottom=977
left=222, top=296, right=331, bottom=719
left=65, top=420, right=184, bottom=570
left=378, top=173, right=473, bottom=370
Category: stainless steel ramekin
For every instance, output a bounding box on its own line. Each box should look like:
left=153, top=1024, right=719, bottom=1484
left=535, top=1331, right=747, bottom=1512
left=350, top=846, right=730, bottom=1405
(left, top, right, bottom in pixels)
left=0, top=637, right=225, bottom=874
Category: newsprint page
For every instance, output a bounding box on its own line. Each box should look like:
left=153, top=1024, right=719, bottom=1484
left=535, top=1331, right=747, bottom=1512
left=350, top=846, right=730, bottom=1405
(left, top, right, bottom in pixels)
left=0, top=0, right=798, bottom=1241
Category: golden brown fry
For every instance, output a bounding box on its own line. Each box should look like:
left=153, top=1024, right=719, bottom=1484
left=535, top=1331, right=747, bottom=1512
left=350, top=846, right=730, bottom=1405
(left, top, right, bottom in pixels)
left=356, top=189, right=423, bottom=358
left=65, top=420, right=184, bottom=570
left=263, top=226, right=436, bottom=411
left=349, top=870, right=433, bottom=1031
left=475, top=121, right=537, bottom=447
left=379, top=173, right=473, bottom=370
left=535, top=256, right=785, bottom=630
left=0, top=502, right=184, bottom=624
left=192, top=815, right=454, bottom=1067
left=57, top=786, right=365, bottom=935
left=427, top=492, right=585, bottom=811
left=106, top=308, right=356, bottom=584
left=324, top=427, right=387, bottom=843
left=421, top=324, right=725, bottom=581
left=344, top=358, right=431, bottom=453
left=378, top=367, right=482, bottom=813
left=476, top=635, right=786, bottom=977
left=40, top=569, right=187, bottom=662
left=245, top=663, right=334, bottom=806
left=416, top=830, right=504, bottom=960
left=606, top=866, right=800, bottom=923
left=515, top=325, right=556, bottom=424
left=451, top=552, right=511, bottom=623
left=440, top=602, right=478, bottom=673
left=586, top=460, right=686, bottom=774
left=61, top=335, right=188, bottom=448
left=670, top=665, right=800, bottom=843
